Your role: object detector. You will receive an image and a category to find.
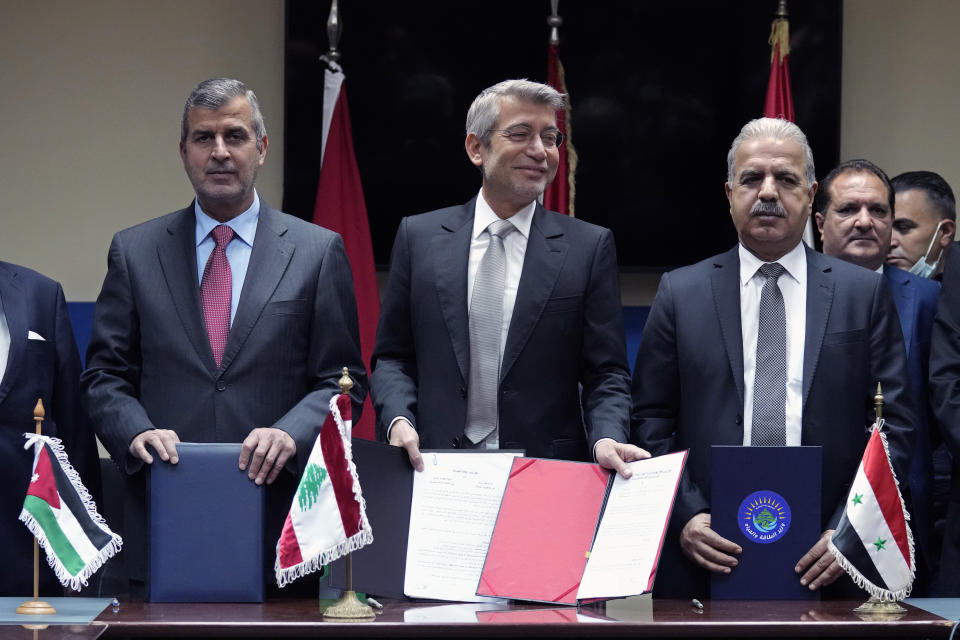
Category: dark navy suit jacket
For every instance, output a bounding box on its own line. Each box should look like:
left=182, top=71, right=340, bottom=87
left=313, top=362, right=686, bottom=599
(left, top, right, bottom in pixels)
left=371, top=199, right=631, bottom=459
left=0, top=262, right=99, bottom=595
left=631, top=245, right=915, bottom=598
left=884, top=264, right=939, bottom=574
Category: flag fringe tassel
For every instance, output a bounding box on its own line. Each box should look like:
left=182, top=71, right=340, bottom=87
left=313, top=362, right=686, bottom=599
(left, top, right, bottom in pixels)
left=827, top=422, right=915, bottom=602
left=275, top=395, right=374, bottom=588
left=20, top=435, right=123, bottom=590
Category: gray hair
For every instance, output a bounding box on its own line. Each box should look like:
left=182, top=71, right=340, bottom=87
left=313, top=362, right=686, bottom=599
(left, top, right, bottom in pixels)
left=726, top=117, right=815, bottom=187
left=465, top=79, right=564, bottom=147
left=181, top=77, right=267, bottom=151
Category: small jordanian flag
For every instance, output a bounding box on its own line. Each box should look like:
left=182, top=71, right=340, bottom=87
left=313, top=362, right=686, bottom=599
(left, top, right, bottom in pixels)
left=20, top=434, right=122, bottom=590
left=828, top=422, right=915, bottom=600
left=275, top=393, right=372, bottom=587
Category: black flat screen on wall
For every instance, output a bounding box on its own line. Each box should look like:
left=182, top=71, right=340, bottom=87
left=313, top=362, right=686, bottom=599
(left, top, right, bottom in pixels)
left=284, top=0, right=841, bottom=271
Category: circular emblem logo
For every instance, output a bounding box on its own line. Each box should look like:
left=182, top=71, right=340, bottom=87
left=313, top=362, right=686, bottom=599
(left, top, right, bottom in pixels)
left=737, top=490, right=791, bottom=544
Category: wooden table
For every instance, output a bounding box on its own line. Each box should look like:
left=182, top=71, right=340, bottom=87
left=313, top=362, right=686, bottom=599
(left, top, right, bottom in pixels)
left=88, top=598, right=954, bottom=638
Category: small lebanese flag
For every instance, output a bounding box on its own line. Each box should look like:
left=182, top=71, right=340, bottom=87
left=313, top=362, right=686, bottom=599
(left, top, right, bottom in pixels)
left=20, top=434, right=122, bottom=590
left=275, top=393, right=373, bottom=587
left=828, top=422, right=915, bottom=601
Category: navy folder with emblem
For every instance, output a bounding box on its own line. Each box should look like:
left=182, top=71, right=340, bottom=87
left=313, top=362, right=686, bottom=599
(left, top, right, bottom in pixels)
left=148, top=442, right=264, bottom=602
left=710, top=445, right=821, bottom=600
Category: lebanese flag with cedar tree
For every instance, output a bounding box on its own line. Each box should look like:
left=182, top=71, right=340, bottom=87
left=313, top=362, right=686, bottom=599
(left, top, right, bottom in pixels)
left=275, top=393, right=372, bottom=587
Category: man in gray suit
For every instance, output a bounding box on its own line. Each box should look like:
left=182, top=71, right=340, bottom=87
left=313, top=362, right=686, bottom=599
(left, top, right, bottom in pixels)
left=82, top=78, right=366, bottom=593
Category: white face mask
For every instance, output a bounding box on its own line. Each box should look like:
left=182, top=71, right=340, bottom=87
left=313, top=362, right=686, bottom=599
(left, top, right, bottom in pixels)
left=907, top=220, right=945, bottom=278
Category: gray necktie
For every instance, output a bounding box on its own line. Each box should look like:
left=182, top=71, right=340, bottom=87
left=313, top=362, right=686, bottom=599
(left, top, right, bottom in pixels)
left=465, top=219, right=516, bottom=444
left=752, top=262, right=787, bottom=447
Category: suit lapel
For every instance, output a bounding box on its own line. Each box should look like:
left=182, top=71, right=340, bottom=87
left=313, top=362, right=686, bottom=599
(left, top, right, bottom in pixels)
left=220, top=203, right=294, bottom=372
left=156, top=206, right=214, bottom=372
left=711, top=247, right=745, bottom=405
left=501, top=205, right=568, bottom=381
left=885, top=266, right=916, bottom=356
left=0, top=264, right=26, bottom=406
left=432, top=201, right=474, bottom=383
left=802, top=248, right=835, bottom=410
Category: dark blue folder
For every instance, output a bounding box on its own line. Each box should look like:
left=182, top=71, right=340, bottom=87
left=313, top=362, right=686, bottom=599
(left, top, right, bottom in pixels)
left=710, top=446, right=821, bottom=600
left=148, top=442, right=264, bottom=602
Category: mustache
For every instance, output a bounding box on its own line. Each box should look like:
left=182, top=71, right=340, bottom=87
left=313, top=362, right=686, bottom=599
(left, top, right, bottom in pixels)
left=750, top=201, right=787, bottom=218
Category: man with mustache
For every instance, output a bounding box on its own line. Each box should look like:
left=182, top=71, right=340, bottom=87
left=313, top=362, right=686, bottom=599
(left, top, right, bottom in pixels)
left=631, top=119, right=915, bottom=598
left=373, top=79, right=647, bottom=474
left=82, top=77, right=366, bottom=596
left=814, top=159, right=940, bottom=595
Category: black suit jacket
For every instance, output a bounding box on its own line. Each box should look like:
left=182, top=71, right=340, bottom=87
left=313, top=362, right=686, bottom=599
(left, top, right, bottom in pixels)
left=631, top=245, right=915, bottom=597
left=371, top=199, right=631, bottom=459
left=81, top=200, right=366, bottom=585
left=0, top=262, right=98, bottom=595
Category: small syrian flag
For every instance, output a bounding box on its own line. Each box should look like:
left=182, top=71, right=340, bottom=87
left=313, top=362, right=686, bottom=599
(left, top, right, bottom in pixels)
left=828, top=421, right=915, bottom=601
left=275, top=393, right=373, bottom=587
left=20, top=434, right=122, bottom=590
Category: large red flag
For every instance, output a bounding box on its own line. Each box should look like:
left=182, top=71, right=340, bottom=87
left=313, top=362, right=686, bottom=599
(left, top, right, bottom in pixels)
left=763, top=16, right=795, bottom=121
left=314, top=60, right=378, bottom=440
left=763, top=11, right=815, bottom=246
left=544, top=42, right=578, bottom=217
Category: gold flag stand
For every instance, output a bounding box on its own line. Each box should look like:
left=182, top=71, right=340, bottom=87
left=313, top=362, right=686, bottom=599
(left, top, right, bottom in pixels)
left=322, top=368, right=374, bottom=621
left=852, top=383, right=906, bottom=617
left=16, top=399, right=57, bottom=616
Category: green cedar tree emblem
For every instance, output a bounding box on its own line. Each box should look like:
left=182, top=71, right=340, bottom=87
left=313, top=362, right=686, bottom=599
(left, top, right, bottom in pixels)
left=297, top=463, right=328, bottom=511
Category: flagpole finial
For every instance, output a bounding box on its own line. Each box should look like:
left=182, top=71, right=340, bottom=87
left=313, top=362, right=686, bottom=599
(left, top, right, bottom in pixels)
left=339, top=367, right=354, bottom=395
left=33, top=399, right=44, bottom=436
left=874, top=382, right=884, bottom=422
left=775, top=0, right=788, bottom=19
left=547, top=0, right=561, bottom=45
left=326, top=0, right=342, bottom=63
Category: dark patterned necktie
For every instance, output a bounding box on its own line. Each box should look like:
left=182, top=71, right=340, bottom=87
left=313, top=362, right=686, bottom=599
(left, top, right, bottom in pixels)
left=201, top=225, right=234, bottom=368
left=752, top=262, right=787, bottom=447
left=464, top=219, right=516, bottom=444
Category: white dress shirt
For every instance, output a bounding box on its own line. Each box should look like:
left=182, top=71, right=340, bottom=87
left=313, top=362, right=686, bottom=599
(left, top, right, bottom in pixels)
left=739, top=242, right=807, bottom=446
left=194, top=191, right=260, bottom=325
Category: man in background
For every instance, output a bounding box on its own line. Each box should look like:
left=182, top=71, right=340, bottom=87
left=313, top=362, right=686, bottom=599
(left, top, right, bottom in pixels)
left=888, top=170, right=956, bottom=280
left=814, top=159, right=940, bottom=594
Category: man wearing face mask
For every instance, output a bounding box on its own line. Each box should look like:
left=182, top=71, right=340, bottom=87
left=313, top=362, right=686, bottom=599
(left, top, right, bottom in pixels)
left=814, top=159, right=941, bottom=595
left=888, top=171, right=957, bottom=280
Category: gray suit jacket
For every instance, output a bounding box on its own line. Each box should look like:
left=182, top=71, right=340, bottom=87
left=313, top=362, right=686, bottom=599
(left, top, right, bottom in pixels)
left=81, top=200, right=366, bottom=583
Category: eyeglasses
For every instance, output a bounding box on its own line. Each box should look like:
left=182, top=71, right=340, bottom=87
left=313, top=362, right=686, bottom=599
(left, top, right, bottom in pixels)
left=488, top=127, right=564, bottom=148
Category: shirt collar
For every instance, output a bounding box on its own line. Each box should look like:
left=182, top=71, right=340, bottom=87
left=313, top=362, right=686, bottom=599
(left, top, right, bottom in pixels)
left=739, top=241, right=806, bottom=286
left=473, top=189, right=535, bottom=240
left=195, top=190, right=260, bottom=248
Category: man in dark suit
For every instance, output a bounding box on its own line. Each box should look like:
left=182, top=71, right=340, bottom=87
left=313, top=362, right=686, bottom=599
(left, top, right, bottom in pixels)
left=372, top=79, right=646, bottom=474
left=930, top=240, right=960, bottom=595
left=631, top=118, right=915, bottom=598
left=814, top=159, right=940, bottom=594
left=81, top=78, right=366, bottom=594
left=0, top=262, right=100, bottom=595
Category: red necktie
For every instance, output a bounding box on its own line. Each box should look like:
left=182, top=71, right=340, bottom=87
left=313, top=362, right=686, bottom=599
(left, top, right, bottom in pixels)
left=201, top=225, right=234, bottom=367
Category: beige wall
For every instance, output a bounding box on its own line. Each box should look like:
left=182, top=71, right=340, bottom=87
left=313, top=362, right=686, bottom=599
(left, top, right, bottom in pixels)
left=0, top=0, right=284, bottom=301
left=841, top=0, right=960, bottom=188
